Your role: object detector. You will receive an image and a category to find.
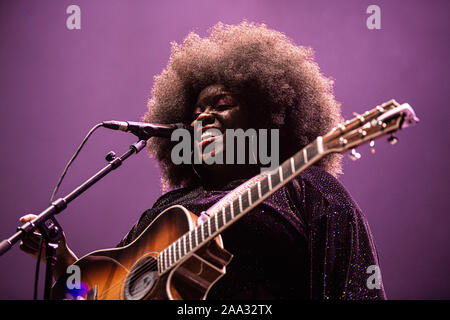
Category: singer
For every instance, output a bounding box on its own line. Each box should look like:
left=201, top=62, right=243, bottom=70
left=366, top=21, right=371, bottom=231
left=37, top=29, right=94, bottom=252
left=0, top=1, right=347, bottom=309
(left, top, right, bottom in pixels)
left=20, top=21, right=386, bottom=299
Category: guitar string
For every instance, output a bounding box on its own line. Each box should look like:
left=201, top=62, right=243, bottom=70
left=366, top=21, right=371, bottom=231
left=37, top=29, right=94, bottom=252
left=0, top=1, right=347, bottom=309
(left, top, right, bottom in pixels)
left=95, top=204, right=248, bottom=299
left=96, top=258, right=159, bottom=299
left=96, top=190, right=256, bottom=299
left=96, top=212, right=229, bottom=299
left=97, top=235, right=202, bottom=300
left=97, top=241, right=194, bottom=300
left=96, top=194, right=243, bottom=299
left=99, top=206, right=256, bottom=298
left=106, top=223, right=210, bottom=296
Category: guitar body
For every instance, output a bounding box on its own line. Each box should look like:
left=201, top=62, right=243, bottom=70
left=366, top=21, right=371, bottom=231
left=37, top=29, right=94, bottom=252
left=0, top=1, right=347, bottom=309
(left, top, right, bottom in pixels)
left=51, top=205, right=233, bottom=300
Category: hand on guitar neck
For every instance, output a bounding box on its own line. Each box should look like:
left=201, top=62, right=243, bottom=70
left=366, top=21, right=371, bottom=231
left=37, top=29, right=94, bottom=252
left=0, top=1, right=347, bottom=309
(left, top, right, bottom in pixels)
left=19, top=214, right=78, bottom=280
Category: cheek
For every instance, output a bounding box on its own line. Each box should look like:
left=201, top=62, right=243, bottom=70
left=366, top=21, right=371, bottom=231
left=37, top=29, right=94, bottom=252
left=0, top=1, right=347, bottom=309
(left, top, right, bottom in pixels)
left=222, top=107, right=250, bottom=129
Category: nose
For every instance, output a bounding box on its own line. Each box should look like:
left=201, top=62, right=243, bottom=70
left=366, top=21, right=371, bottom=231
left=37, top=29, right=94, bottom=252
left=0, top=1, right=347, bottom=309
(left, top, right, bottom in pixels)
left=190, top=108, right=215, bottom=128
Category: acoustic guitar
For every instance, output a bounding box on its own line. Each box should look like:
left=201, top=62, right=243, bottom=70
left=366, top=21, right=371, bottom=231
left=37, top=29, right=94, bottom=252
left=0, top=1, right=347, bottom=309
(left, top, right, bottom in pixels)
left=51, top=99, right=418, bottom=300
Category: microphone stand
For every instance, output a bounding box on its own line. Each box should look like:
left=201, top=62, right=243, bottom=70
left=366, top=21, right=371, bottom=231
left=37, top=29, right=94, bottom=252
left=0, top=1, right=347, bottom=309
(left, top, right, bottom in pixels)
left=0, top=138, right=148, bottom=299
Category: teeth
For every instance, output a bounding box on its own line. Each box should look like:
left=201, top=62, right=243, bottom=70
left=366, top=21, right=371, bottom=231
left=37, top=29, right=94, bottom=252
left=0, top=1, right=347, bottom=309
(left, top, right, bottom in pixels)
left=201, top=131, right=221, bottom=140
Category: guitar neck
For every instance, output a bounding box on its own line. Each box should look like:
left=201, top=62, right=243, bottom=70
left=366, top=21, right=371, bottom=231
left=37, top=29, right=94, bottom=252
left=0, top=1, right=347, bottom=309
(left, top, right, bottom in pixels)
left=157, top=137, right=325, bottom=274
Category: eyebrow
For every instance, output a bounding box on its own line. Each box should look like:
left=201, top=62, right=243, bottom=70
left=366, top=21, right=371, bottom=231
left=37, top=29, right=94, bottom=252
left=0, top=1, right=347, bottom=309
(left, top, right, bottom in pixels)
left=195, top=93, right=233, bottom=109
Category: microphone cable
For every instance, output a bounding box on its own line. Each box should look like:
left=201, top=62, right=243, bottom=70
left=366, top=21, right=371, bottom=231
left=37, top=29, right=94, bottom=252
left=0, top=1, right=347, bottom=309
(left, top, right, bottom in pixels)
left=33, top=123, right=104, bottom=300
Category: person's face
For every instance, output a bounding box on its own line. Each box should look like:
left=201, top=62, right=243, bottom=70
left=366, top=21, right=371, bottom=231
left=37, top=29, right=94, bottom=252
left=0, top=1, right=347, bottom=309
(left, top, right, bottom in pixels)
left=191, top=84, right=250, bottom=159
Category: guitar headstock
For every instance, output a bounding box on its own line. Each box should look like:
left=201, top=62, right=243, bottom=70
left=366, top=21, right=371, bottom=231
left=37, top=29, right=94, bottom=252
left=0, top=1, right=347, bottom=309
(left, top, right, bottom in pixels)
left=322, top=99, right=419, bottom=156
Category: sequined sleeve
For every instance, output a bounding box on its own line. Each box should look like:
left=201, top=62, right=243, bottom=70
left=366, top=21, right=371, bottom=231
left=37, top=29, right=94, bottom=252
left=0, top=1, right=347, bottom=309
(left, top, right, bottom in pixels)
left=287, top=167, right=387, bottom=299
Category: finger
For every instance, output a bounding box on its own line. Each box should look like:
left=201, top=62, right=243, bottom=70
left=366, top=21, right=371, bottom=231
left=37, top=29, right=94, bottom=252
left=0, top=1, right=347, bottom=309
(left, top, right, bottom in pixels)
left=19, top=241, right=39, bottom=256
left=22, top=232, right=43, bottom=247
left=20, top=240, right=40, bottom=253
left=20, top=236, right=42, bottom=251
left=19, top=214, right=37, bottom=223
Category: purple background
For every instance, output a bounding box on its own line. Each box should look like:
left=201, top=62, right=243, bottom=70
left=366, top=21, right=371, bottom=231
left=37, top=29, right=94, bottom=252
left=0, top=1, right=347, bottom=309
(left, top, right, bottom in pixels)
left=0, top=0, right=448, bottom=299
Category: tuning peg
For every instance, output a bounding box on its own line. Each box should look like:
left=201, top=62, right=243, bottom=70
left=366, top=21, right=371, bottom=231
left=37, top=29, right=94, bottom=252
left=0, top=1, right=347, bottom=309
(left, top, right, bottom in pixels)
left=353, top=112, right=365, bottom=123
left=348, top=148, right=361, bottom=161
left=370, top=139, right=376, bottom=154
left=388, top=134, right=398, bottom=145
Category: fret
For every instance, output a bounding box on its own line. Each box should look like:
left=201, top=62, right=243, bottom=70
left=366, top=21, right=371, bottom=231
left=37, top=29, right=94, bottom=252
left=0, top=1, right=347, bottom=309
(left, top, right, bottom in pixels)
left=268, top=173, right=272, bottom=189
left=182, top=235, right=187, bottom=257
left=164, top=249, right=168, bottom=270
left=238, top=195, right=243, bottom=212
left=230, top=202, right=235, bottom=218
left=163, top=253, right=167, bottom=271
left=222, top=207, right=226, bottom=227
left=232, top=199, right=240, bottom=217
left=210, top=214, right=217, bottom=234
left=207, top=215, right=211, bottom=237
left=270, top=169, right=280, bottom=187
left=178, top=239, right=183, bottom=259
left=168, top=246, right=172, bottom=267
left=293, top=150, right=305, bottom=171
left=189, top=230, right=194, bottom=251
left=282, top=160, right=293, bottom=180
left=194, top=228, right=199, bottom=247
left=196, top=225, right=203, bottom=243
left=224, top=205, right=232, bottom=222
left=279, top=166, right=283, bottom=182
left=166, top=247, right=170, bottom=267
left=290, top=157, right=295, bottom=175
left=303, top=148, right=308, bottom=163
left=250, top=185, right=259, bottom=203
left=306, top=144, right=317, bottom=162
left=218, top=207, right=225, bottom=229
left=172, top=243, right=177, bottom=262
left=260, top=177, right=270, bottom=196
left=171, top=244, right=176, bottom=265
left=257, top=181, right=262, bottom=198
left=159, top=253, right=163, bottom=272
left=317, top=136, right=324, bottom=155
left=161, top=250, right=167, bottom=270
left=157, top=254, right=160, bottom=272
left=202, top=221, right=208, bottom=240
left=241, top=191, right=250, bottom=211
left=247, top=189, right=252, bottom=205
left=174, top=242, right=179, bottom=261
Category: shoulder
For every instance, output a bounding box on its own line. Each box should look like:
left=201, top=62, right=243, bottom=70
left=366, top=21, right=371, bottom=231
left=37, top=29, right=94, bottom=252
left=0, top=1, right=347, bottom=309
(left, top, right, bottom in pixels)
left=284, top=166, right=363, bottom=224
left=298, top=166, right=357, bottom=209
left=151, top=184, right=200, bottom=209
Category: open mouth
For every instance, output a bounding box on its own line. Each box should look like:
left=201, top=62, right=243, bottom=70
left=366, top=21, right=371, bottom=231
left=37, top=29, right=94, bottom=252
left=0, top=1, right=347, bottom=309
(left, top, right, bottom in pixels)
left=199, top=131, right=222, bottom=148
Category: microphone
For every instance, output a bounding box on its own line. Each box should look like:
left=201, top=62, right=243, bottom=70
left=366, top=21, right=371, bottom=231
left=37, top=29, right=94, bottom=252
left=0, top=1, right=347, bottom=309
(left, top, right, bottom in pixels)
left=102, top=120, right=190, bottom=139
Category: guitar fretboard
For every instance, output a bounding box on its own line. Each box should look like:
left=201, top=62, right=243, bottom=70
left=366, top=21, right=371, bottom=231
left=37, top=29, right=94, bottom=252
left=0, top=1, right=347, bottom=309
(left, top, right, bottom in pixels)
left=157, top=138, right=323, bottom=274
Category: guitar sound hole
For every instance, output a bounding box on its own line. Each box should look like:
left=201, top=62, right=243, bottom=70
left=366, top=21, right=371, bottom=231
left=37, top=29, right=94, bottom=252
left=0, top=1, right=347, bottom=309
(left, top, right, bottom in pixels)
left=124, top=255, right=159, bottom=300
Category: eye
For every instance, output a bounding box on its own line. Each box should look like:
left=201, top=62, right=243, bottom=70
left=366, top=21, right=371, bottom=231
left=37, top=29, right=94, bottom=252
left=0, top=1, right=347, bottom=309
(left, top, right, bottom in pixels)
left=215, top=104, right=233, bottom=111
left=192, top=107, right=202, bottom=120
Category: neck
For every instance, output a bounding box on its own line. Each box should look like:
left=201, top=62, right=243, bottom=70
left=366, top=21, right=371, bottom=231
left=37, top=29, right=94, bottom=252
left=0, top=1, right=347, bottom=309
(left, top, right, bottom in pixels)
left=195, top=163, right=260, bottom=190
